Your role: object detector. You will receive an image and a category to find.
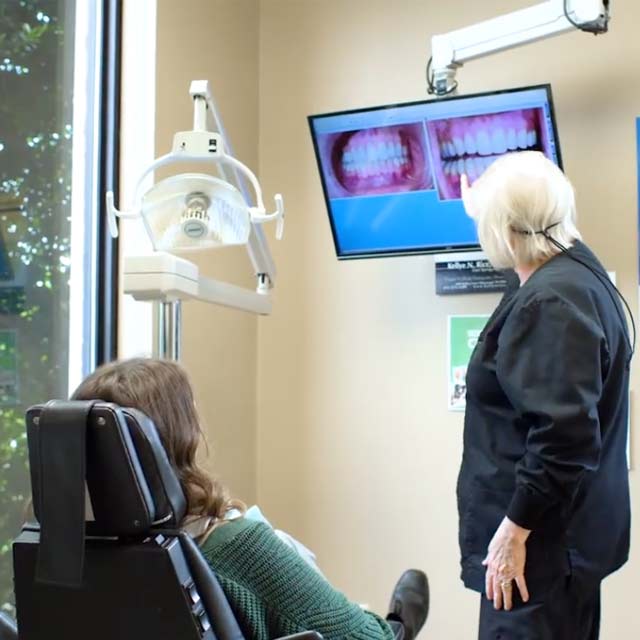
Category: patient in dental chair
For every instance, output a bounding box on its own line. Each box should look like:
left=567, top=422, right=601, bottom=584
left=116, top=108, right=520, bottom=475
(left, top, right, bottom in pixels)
left=72, top=358, right=429, bottom=640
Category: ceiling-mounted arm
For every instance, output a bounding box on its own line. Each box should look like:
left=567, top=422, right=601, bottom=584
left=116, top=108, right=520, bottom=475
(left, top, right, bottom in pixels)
left=429, top=0, right=611, bottom=96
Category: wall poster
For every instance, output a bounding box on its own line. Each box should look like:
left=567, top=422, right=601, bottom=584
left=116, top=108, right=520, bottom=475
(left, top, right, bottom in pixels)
left=448, top=315, right=489, bottom=412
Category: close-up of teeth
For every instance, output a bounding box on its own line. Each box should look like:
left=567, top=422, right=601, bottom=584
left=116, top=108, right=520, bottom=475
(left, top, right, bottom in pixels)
left=427, top=108, right=545, bottom=200
left=440, top=128, right=537, bottom=159
left=342, top=138, right=409, bottom=180
left=443, top=153, right=508, bottom=180
left=326, top=123, right=432, bottom=196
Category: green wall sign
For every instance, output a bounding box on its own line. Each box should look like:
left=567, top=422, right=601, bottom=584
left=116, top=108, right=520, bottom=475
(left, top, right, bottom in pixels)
left=448, top=315, right=489, bottom=411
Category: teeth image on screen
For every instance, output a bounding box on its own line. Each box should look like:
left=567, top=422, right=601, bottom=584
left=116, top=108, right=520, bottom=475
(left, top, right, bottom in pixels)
left=330, top=124, right=432, bottom=196
left=343, top=135, right=407, bottom=182
left=428, top=108, right=544, bottom=201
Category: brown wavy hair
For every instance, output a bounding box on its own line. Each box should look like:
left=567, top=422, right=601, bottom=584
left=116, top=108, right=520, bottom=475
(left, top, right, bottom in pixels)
left=72, top=358, right=242, bottom=526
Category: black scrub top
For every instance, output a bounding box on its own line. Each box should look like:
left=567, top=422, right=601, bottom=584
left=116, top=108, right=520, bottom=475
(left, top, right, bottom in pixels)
left=457, top=241, right=631, bottom=594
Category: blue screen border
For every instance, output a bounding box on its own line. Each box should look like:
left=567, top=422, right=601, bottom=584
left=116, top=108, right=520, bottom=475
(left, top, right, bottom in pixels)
left=308, top=84, right=563, bottom=261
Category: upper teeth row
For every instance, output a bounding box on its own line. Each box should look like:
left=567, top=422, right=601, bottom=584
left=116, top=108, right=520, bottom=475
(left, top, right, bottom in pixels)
left=440, top=128, right=537, bottom=159
left=343, top=141, right=408, bottom=165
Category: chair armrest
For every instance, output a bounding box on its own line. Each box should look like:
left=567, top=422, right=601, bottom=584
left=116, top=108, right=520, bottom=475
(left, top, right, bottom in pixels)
left=0, top=612, right=17, bottom=640
left=277, top=634, right=323, bottom=640
left=177, top=532, right=245, bottom=640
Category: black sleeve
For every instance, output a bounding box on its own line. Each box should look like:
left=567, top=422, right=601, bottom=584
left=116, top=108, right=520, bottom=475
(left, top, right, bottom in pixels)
left=496, top=296, right=607, bottom=530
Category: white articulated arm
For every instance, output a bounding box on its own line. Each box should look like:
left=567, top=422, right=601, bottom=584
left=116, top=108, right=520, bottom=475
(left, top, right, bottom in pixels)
left=190, top=80, right=279, bottom=286
left=123, top=253, right=272, bottom=315
left=430, top=0, right=610, bottom=95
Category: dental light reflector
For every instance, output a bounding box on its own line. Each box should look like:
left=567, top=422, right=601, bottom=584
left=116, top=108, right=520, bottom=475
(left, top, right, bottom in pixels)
left=181, top=193, right=210, bottom=239
left=142, top=173, right=251, bottom=252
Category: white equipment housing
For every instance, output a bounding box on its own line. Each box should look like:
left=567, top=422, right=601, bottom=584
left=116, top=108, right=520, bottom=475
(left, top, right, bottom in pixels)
left=430, top=0, right=610, bottom=95
left=124, top=253, right=271, bottom=315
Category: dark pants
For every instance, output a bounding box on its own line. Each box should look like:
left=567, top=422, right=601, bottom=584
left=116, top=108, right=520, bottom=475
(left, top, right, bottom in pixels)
left=478, top=575, right=601, bottom=640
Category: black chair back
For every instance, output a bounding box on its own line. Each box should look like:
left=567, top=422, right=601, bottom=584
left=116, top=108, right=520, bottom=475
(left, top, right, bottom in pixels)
left=13, top=401, right=244, bottom=640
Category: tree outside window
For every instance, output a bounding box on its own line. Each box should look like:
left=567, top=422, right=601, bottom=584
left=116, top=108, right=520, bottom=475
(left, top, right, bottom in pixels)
left=0, top=0, right=76, bottom=613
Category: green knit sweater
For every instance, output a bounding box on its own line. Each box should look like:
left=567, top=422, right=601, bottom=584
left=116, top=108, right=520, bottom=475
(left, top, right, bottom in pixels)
left=199, top=517, right=394, bottom=640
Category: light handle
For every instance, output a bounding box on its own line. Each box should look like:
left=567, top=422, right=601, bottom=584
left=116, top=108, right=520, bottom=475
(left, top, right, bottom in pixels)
left=106, top=152, right=285, bottom=242
left=106, top=191, right=119, bottom=238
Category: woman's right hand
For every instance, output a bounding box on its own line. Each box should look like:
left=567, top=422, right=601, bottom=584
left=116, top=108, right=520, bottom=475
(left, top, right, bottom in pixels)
left=483, top=516, right=531, bottom=611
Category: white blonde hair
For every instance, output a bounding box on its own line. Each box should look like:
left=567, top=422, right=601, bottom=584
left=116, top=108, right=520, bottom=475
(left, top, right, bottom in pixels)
left=463, top=151, right=581, bottom=270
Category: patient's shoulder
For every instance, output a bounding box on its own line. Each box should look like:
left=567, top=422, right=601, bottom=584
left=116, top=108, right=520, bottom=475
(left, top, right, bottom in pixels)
left=199, top=516, right=318, bottom=585
left=200, top=516, right=262, bottom=553
left=199, top=517, right=291, bottom=567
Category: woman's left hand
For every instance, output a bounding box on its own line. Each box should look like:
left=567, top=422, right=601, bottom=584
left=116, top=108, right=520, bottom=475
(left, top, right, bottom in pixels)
left=483, top=516, right=531, bottom=611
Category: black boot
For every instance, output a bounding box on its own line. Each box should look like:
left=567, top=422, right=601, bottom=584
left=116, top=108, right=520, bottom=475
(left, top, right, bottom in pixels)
left=386, top=569, right=429, bottom=640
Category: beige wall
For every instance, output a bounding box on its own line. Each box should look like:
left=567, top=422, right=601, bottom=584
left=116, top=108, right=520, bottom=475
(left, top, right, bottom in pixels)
left=155, top=0, right=260, bottom=504
left=256, top=1, right=640, bottom=638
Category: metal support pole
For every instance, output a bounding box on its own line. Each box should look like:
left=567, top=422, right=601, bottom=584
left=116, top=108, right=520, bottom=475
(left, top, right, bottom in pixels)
left=193, top=95, right=208, bottom=131
left=154, top=300, right=182, bottom=360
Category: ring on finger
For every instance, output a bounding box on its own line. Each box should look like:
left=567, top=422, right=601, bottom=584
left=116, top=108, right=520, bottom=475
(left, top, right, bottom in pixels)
left=500, top=580, right=513, bottom=590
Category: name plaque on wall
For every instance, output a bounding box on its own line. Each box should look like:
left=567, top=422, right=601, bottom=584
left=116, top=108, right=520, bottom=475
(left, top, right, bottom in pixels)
left=434, top=252, right=507, bottom=296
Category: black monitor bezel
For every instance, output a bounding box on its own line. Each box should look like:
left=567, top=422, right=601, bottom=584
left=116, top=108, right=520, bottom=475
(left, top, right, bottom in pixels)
left=307, top=83, right=563, bottom=261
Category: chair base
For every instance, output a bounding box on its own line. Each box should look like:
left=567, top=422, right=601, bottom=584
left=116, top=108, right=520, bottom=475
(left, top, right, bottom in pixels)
left=14, top=528, right=215, bottom=640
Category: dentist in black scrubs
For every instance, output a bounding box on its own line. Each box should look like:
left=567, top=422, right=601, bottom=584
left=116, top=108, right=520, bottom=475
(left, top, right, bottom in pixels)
left=457, top=152, right=631, bottom=640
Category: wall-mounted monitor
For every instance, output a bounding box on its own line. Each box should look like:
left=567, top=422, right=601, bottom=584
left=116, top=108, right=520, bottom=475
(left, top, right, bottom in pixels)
left=308, top=84, right=562, bottom=259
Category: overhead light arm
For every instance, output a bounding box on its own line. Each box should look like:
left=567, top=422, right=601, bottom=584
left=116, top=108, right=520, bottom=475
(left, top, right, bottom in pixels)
left=190, top=80, right=279, bottom=285
left=123, top=253, right=272, bottom=314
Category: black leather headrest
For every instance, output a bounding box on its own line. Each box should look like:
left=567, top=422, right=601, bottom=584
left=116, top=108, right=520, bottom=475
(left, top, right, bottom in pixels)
left=27, top=402, right=187, bottom=536
left=120, top=407, right=187, bottom=527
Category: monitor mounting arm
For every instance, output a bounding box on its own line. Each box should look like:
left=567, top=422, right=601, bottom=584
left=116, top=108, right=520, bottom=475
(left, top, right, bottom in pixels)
left=429, top=0, right=610, bottom=96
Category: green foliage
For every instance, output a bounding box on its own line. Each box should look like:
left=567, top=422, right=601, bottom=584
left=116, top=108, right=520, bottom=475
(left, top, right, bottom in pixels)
left=0, top=0, right=73, bottom=613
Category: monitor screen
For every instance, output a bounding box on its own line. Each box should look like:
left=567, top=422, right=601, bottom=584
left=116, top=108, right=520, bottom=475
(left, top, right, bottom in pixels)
left=308, top=84, right=562, bottom=259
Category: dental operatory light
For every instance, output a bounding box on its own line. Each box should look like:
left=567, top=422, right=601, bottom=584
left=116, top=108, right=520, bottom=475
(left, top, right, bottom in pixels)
left=106, top=80, right=284, bottom=360
left=141, top=174, right=253, bottom=252
left=428, top=0, right=611, bottom=96
left=106, top=87, right=284, bottom=253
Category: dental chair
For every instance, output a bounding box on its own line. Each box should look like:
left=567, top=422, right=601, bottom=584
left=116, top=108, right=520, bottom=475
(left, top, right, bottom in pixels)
left=6, top=401, right=321, bottom=640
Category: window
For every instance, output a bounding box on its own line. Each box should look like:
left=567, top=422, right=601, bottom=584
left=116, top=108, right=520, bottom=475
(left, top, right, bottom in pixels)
left=0, top=0, right=119, bottom=613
